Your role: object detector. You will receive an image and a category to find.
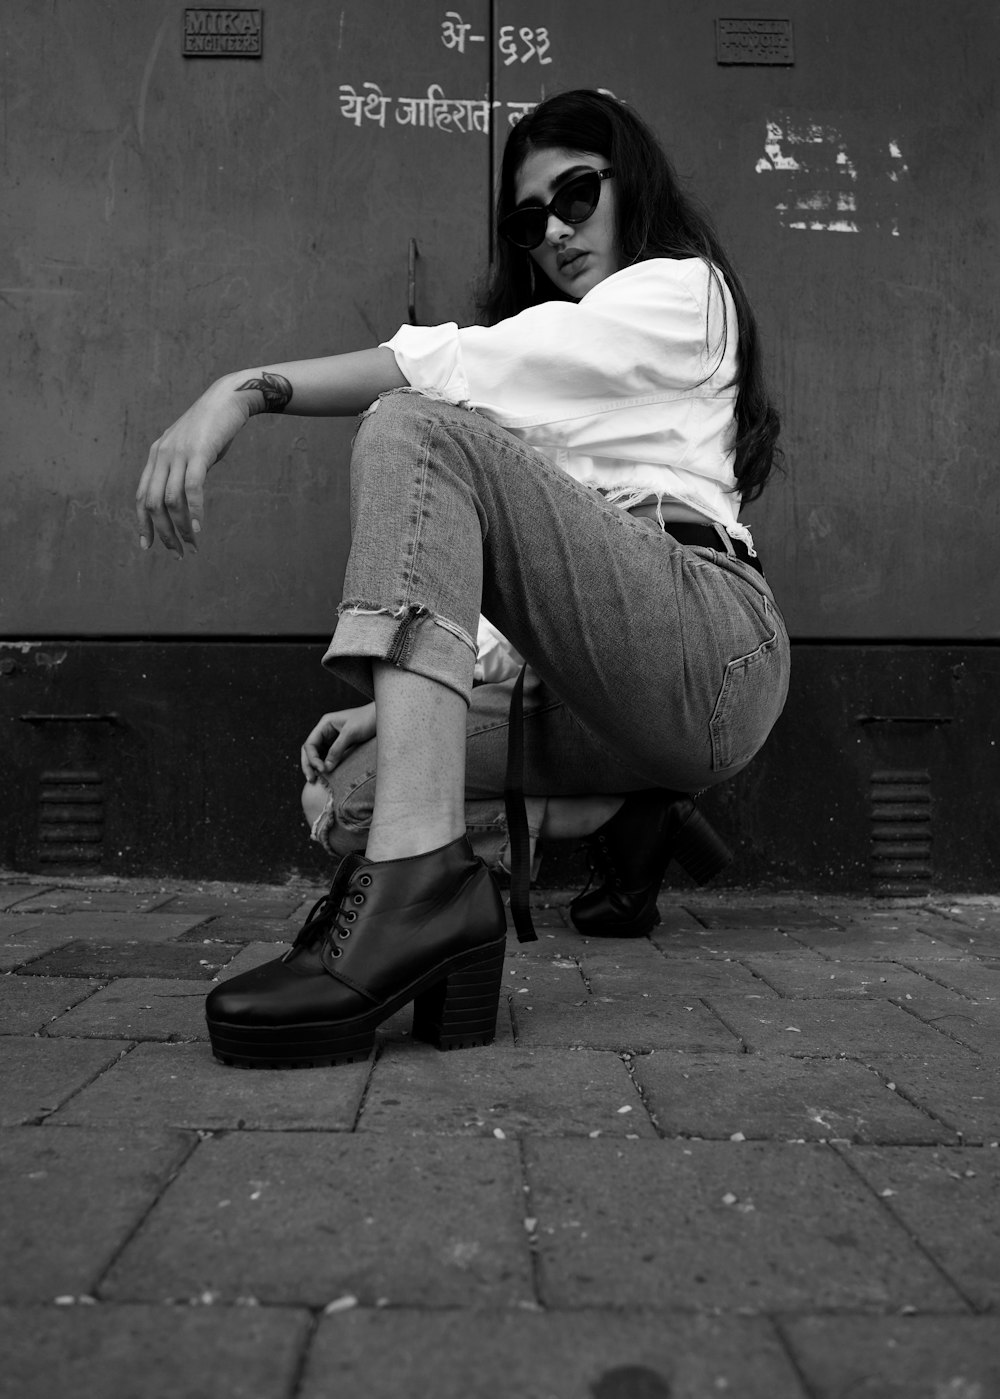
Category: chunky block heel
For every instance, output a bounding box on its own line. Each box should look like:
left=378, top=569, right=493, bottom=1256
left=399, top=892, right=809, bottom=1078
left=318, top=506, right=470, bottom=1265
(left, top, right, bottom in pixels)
left=673, top=806, right=733, bottom=885
left=412, top=943, right=506, bottom=1049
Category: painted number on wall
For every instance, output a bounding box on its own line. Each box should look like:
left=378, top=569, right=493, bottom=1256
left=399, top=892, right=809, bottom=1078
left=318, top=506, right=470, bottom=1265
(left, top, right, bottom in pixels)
left=441, top=12, right=553, bottom=65
left=498, top=25, right=552, bottom=66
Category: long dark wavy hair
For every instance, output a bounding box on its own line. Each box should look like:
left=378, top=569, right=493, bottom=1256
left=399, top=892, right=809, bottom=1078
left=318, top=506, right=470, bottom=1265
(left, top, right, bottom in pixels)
left=480, top=90, right=781, bottom=504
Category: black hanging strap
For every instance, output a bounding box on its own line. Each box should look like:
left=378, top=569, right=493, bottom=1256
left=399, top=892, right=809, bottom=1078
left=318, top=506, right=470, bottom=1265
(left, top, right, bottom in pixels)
left=503, top=663, right=538, bottom=943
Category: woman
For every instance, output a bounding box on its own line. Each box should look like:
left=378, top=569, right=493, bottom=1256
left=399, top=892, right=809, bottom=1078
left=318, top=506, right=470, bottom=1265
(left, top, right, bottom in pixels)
left=136, top=90, right=790, bottom=1068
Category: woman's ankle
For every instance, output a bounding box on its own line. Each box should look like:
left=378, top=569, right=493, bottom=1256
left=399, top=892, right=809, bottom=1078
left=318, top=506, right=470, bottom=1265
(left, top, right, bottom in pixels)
left=541, top=795, right=626, bottom=840
left=364, top=818, right=466, bottom=863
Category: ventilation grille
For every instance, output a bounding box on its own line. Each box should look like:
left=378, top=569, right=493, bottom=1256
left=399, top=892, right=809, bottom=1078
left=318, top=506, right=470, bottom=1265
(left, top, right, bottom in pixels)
left=38, top=770, right=104, bottom=867
left=870, top=769, right=931, bottom=899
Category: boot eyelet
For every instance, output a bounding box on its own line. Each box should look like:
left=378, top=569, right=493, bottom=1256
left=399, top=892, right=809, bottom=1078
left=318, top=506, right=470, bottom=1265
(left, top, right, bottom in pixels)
left=338, top=927, right=351, bottom=939
left=353, top=892, right=365, bottom=905
left=358, top=873, right=373, bottom=887
left=329, top=945, right=343, bottom=958
left=344, top=909, right=357, bottom=922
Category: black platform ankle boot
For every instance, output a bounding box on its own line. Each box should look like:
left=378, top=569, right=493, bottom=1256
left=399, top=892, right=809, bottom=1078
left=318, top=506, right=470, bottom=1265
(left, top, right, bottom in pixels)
left=568, top=790, right=732, bottom=938
left=206, top=834, right=507, bottom=1067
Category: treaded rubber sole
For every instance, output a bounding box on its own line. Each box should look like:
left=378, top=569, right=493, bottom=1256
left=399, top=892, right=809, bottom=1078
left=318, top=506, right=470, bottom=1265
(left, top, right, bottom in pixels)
left=207, top=937, right=506, bottom=1068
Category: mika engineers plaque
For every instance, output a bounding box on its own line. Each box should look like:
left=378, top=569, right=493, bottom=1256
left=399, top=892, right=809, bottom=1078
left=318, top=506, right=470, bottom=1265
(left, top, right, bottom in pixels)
left=184, top=9, right=263, bottom=57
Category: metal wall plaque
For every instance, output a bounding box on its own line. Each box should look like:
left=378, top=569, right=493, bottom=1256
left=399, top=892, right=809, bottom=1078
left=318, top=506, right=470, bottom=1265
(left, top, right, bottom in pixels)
left=183, top=9, right=263, bottom=58
left=715, top=18, right=794, bottom=65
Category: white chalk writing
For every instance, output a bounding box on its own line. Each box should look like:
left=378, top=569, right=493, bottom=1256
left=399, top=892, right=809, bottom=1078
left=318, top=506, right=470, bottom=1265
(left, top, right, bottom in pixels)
left=339, top=83, right=538, bottom=133
left=440, top=11, right=486, bottom=53
left=341, top=14, right=561, bottom=137
left=339, top=82, right=391, bottom=128
left=505, top=100, right=537, bottom=125
left=396, top=85, right=492, bottom=133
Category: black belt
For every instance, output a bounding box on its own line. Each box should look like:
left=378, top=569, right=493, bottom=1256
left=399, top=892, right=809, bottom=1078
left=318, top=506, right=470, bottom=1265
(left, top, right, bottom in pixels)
left=503, top=523, right=764, bottom=943
left=661, top=522, right=764, bottom=576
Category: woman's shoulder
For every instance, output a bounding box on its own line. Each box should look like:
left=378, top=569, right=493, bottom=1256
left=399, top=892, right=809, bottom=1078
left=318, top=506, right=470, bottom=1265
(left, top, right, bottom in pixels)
left=584, top=256, right=722, bottom=305
left=578, top=258, right=735, bottom=360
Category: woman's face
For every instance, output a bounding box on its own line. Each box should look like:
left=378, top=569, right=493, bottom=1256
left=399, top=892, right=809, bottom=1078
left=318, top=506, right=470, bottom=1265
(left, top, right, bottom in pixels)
left=514, top=146, right=621, bottom=300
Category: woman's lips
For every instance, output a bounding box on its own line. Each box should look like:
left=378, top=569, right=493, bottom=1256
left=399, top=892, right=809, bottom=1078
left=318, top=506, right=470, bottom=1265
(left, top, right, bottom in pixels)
left=558, top=250, right=588, bottom=275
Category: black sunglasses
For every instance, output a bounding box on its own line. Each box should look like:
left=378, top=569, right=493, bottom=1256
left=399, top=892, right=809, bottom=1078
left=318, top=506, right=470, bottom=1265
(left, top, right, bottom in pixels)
left=499, top=168, right=614, bottom=250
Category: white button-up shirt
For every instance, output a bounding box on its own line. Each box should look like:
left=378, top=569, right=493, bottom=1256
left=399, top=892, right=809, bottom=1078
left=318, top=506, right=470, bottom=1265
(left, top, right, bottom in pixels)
left=383, top=256, right=750, bottom=546
left=382, top=256, right=751, bottom=680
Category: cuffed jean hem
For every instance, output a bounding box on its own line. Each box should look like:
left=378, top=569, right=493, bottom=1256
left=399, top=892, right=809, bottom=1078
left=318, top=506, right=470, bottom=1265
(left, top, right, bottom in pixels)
left=322, top=603, right=478, bottom=705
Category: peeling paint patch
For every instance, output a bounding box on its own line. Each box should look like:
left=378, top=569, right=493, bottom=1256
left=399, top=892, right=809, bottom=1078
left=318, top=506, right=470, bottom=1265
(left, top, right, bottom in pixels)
left=887, top=138, right=909, bottom=184
left=756, top=117, right=909, bottom=235
left=0, top=641, right=42, bottom=653
left=758, top=120, right=803, bottom=171
left=34, top=651, right=68, bottom=670
left=787, top=219, right=860, bottom=234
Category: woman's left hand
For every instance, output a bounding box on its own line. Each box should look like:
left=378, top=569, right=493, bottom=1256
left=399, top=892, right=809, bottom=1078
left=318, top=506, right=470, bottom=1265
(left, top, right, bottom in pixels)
left=135, top=375, right=251, bottom=556
left=300, top=703, right=378, bottom=783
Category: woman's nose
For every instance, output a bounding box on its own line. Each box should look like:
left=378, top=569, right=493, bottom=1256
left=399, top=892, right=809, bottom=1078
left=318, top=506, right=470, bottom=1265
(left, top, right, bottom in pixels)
left=544, top=213, right=573, bottom=245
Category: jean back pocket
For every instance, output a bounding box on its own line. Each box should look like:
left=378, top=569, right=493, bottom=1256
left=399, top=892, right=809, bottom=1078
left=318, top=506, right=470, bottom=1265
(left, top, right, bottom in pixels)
left=709, top=603, right=789, bottom=772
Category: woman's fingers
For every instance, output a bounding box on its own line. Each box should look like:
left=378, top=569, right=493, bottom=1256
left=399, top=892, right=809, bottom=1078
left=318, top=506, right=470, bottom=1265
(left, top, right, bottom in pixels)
left=322, top=726, right=355, bottom=771
left=164, top=454, right=207, bottom=550
left=137, top=444, right=183, bottom=555
left=135, top=448, right=158, bottom=551
left=136, top=445, right=210, bottom=557
left=321, top=704, right=377, bottom=772
left=136, top=381, right=247, bottom=556
left=301, top=715, right=340, bottom=781
left=300, top=744, right=319, bottom=782
left=300, top=707, right=377, bottom=782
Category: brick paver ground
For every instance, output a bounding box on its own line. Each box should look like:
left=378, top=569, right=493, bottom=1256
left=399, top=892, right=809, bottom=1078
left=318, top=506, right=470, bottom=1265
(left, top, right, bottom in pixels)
left=1, top=873, right=999, bottom=1397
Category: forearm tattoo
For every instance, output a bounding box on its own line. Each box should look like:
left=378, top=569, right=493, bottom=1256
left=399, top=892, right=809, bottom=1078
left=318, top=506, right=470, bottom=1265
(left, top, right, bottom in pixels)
left=235, top=371, right=293, bottom=414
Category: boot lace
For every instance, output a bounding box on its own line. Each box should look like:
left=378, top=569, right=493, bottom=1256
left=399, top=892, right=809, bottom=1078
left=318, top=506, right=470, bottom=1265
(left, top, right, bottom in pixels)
left=285, top=854, right=374, bottom=959
left=575, top=831, right=622, bottom=900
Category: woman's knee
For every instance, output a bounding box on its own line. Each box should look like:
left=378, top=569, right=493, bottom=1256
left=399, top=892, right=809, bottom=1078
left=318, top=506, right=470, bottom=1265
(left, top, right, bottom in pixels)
left=354, top=391, right=481, bottom=474
left=356, top=389, right=437, bottom=447
left=301, top=780, right=328, bottom=825
left=302, top=773, right=373, bottom=857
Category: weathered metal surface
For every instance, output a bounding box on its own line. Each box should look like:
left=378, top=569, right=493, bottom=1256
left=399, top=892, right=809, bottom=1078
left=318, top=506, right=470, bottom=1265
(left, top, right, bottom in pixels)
left=494, top=0, right=1000, bottom=639
left=0, top=0, right=489, bottom=635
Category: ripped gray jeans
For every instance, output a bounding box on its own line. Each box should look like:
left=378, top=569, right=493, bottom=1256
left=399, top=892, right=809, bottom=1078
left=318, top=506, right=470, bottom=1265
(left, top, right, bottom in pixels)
left=314, top=390, right=790, bottom=871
